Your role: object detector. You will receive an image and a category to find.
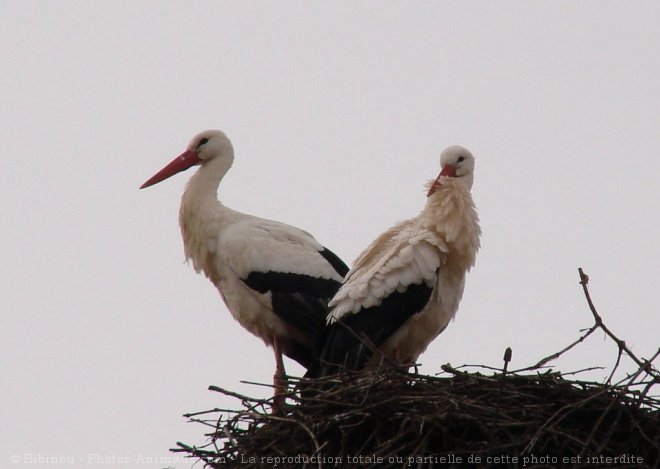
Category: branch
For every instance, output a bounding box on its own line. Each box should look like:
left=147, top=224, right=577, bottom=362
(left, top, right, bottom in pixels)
left=514, top=323, right=599, bottom=373
left=578, top=267, right=640, bottom=366
left=578, top=267, right=659, bottom=381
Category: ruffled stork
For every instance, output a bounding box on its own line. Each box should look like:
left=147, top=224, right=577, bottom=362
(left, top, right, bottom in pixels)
left=308, top=145, right=480, bottom=377
left=140, top=130, right=348, bottom=405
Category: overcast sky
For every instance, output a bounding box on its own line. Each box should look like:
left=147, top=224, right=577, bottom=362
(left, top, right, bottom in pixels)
left=3, top=2, right=659, bottom=467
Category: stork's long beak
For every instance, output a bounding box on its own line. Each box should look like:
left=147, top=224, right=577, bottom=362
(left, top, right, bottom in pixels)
left=140, top=150, right=201, bottom=189
left=426, top=164, right=456, bottom=197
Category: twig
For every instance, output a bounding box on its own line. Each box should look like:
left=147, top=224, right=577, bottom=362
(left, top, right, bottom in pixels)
left=514, top=323, right=599, bottom=373
left=578, top=267, right=648, bottom=371
left=208, top=385, right=268, bottom=403
left=495, top=347, right=512, bottom=417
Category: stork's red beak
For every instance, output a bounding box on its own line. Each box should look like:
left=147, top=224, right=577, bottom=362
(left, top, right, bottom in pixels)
left=140, top=150, right=201, bottom=189
left=427, top=164, right=456, bottom=197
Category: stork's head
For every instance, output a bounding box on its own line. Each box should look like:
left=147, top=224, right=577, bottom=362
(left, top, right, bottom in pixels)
left=427, top=145, right=475, bottom=196
left=140, top=130, right=234, bottom=189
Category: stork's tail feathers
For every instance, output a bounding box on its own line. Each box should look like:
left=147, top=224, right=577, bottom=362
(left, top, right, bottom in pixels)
left=304, top=320, right=376, bottom=379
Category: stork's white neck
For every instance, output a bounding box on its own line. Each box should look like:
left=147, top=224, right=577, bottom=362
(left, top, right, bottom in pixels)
left=421, top=178, right=481, bottom=267
left=179, top=156, right=237, bottom=275
left=182, top=156, right=233, bottom=205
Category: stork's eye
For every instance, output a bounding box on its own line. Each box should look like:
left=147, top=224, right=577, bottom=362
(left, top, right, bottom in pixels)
left=457, top=156, right=465, bottom=163
left=197, top=138, right=209, bottom=149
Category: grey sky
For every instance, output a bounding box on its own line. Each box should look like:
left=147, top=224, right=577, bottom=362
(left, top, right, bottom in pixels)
left=3, top=2, right=659, bottom=467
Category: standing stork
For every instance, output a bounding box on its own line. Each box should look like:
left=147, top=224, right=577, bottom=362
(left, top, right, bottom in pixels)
left=140, top=130, right=348, bottom=405
left=308, top=145, right=480, bottom=377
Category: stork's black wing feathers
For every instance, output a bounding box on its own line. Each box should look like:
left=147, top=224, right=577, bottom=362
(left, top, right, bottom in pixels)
left=318, top=247, right=350, bottom=277
left=307, top=282, right=433, bottom=377
left=268, top=292, right=329, bottom=368
left=244, top=271, right=341, bottom=298
left=241, top=248, right=348, bottom=368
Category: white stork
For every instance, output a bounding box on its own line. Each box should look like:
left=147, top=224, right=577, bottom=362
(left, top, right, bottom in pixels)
left=308, top=145, right=480, bottom=377
left=140, top=130, right=348, bottom=404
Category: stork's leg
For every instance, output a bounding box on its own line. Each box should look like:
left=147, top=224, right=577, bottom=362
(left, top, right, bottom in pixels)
left=392, top=344, right=401, bottom=363
left=392, top=344, right=412, bottom=372
left=272, top=337, right=287, bottom=411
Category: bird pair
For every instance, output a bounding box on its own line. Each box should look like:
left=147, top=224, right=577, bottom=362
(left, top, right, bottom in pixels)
left=140, top=130, right=480, bottom=408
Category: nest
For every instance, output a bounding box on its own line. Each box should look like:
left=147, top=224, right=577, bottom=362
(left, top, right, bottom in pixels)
left=173, top=269, right=660, bottom=468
